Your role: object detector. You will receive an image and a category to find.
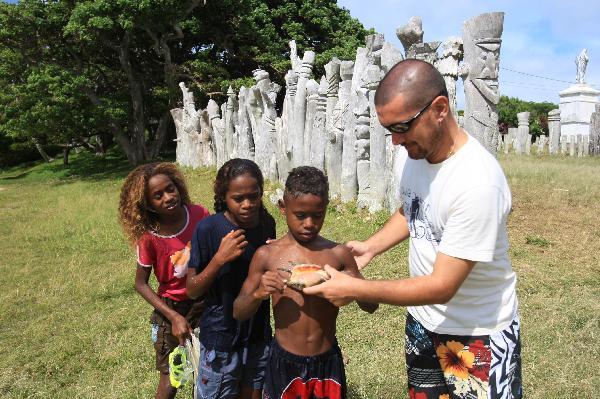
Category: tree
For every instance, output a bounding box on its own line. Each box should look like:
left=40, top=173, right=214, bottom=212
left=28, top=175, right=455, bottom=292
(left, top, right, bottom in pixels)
left=183, top=0, right=373, bottom=103
left=1, top=0, right=371, bottom=165
left=497, top=95, right=557, bottom=137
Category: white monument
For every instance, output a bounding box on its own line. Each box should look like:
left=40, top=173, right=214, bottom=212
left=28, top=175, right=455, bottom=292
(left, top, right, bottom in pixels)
left=559, top=49, right=600, bottom=140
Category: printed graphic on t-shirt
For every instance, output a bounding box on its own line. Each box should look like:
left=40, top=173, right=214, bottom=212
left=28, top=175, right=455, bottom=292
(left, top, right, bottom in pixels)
left=170, top=241, right=191, bottom=278
left=400, top=188, right=442, bottom=244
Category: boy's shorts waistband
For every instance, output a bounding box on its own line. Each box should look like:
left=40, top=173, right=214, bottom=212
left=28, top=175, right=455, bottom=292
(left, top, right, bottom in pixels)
left=271, top=338, right=341, bottom=363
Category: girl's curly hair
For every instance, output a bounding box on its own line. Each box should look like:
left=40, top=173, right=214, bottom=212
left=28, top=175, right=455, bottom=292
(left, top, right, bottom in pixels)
left=118, top=162, right=191, bottom=245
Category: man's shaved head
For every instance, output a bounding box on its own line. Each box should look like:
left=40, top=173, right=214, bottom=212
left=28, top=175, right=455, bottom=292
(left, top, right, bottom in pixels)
left=375, top=59, right=447, bottom=112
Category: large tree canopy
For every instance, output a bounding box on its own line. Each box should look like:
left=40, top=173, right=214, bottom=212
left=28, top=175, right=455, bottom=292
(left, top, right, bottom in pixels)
left=0, top=0, right=372, bottom=165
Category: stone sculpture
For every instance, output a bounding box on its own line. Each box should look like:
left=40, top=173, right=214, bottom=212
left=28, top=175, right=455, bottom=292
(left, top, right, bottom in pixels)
left=590, top=104, right=600, bottom=156
left=354, top=88, right=371, bottom=208
left=309, top=77, right=327, bottom=171
left=435, top=37, right=464, bottom=119
left=207, top=99, right=224, bottom=168
left=324, top=59, right=342, bottom=197
left=170, top=12, right=512, bottom=213
left=338, top=61, right=356, bottom=201
left=548, top=109, right=561, bottom=155
left=461, top=12, right=504, bottom=155
left=396, top=16, right=424, bottom=56
left=291, top=48, right=316, bottom=167
left=516, top=112, right=530, bottom=155
left=576, top=48, right=589, bottom=84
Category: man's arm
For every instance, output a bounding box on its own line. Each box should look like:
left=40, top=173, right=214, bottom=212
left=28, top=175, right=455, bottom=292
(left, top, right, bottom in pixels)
left=304, top=252, right=475, bottom=307
left=233, top=246, right=286, bottom=321
left=335, top=245, right=378, bottom=313
left=346, top=208, right=410, bottom=269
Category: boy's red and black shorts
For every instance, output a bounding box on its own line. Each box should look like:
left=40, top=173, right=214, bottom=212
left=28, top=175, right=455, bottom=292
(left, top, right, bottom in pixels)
left=149, top=297, right=204, bottom=373
left=263, top=338, right=346, bottom=399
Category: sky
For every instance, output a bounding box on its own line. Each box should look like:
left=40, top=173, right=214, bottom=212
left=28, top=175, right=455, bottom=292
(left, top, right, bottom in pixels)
left=337, top=0, right=600, bottom=107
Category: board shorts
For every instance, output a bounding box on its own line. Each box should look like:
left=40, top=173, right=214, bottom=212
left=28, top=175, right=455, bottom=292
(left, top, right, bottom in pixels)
left=263, top=338, right=346, bottom=399
left=150, top=296, right=204, bottom=373
left=405, top=312, right=522, bottom=399
left=195, top=340, right=270, bottom=398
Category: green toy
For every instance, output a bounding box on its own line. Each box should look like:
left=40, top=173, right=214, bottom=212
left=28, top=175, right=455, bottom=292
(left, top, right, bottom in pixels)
left=168, top=344, right=193, bottom=388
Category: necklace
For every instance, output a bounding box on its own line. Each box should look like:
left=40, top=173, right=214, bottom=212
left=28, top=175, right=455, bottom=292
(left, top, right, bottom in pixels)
left=446, top=142, right=455, bottom=160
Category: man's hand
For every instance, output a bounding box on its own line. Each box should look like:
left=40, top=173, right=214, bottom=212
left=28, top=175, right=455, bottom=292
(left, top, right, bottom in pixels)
left=253, top=270, right=286, bottom=300
left=345, top=240, right=376, bottom=270
left=302, top=265, right=356, bottom=307
left=170, top=313, right=192, bottom=345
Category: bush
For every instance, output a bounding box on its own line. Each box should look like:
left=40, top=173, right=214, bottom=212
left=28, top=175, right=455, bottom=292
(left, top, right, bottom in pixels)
left=0, top=137, right=60, bottom=168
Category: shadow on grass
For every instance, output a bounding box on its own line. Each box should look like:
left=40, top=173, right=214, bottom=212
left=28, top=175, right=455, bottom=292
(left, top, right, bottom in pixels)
left=347, top=384, right=367, bottom=399
left=46, top=152, right=133, bottom=182
left=1, top=150, right=178, bottom=184
left=0, top=169, right=33, bottom=180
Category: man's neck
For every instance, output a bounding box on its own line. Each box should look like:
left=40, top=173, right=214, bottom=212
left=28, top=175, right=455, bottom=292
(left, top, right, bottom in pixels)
left=427, top=122, right=466, bottom=164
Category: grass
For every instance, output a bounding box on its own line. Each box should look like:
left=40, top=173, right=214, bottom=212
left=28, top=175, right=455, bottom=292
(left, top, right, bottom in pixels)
left=0, top=152, right=599, bottom=398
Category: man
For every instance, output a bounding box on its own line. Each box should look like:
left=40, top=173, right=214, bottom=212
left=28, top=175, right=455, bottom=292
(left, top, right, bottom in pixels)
left=303, top=59, right=522, bottom=399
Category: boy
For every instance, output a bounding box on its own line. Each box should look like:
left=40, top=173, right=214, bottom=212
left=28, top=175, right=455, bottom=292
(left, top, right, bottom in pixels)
left=233, top=166, right=377, bottom=399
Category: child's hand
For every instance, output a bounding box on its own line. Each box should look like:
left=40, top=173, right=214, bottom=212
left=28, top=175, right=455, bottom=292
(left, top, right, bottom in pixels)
left=170, top=314, right=192, bottom=345
left=253, top=270, right=286, bottom=300
left=345, top=240, right=375, bottom=270
left=215, top=229, right=248, bottom=265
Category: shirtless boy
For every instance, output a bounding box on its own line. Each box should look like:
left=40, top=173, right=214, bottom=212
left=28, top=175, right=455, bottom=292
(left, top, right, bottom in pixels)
left=233, top=166, right=377, bottom=399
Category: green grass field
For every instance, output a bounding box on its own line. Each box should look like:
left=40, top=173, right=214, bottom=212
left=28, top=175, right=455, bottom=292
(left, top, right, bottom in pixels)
left=1, top=152, right=599, bottom=398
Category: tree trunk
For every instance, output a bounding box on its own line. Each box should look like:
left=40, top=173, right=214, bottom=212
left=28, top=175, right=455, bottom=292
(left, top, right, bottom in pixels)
left=31, top=137, right=54, bottom=163
left=148, top=111, right=173, bottom=159
left=118, top=32, right=148, bottom=165
left=84, top=86, right=142, bottom=164
left=63, top=146, right=70, bottom=165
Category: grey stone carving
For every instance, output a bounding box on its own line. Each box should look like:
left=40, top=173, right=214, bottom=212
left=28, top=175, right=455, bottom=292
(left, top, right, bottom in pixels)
left=396, top=16, right=424, bottom=57
left=170, top=13, right=512, bottom=213
left=516, top=112, right=530, bottom=155
left=250, top=69, right=281, bottom=180
left=338, top=61, right=356, bottom=201
left=435, top=37, right=463, bottom=119
left=303, top=79, right=320, bottom=168
left=461, top=12, right=504, bottom=155
left=354, top=88, right=371, bottom=209
left=310, top=77, right=328, bottom=171
left=207, top=99, right=225, bottom=168
left=548, top=109, right=561, bottom=155
left=292, top=48, right=316, bottom=167
left=324, top=59, right=342, bottom=197
left=576, top=48, right=589, bottom=84
left=536, top=135, right=548, bottom=155
left=590, top=104, right=600, bottom=155
left=407, top=41, right=441, bottom=65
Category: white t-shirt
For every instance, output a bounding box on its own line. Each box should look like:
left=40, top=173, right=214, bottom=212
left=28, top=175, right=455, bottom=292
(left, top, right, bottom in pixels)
left=399, top=134, right=518, bottom=335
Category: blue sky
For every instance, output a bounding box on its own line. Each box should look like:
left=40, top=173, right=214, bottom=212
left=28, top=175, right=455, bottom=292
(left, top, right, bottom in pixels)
left=337, top=0, right=600, bottom=106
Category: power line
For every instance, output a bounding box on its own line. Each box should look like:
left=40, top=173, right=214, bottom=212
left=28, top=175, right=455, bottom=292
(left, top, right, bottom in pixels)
left=500, top=67, right=575, bottom=84
left=499, top=81, right=560, bottom=92
left=500, top=66, right=598, bottom=88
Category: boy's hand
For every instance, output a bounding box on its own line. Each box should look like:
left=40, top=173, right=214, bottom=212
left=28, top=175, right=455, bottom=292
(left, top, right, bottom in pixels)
left=170, top=314, right=192, bottom=345
left=253, top=270, right=286, bottom=300
left=345, top=240, right=375, bottom=270
left=302, top=265, right=355, bottom=307
left=215, top=229, right=248, bottom=264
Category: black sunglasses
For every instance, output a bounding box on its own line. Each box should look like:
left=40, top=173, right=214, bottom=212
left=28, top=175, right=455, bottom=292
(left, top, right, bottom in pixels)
left=384, top=90, right=448, bottom=135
